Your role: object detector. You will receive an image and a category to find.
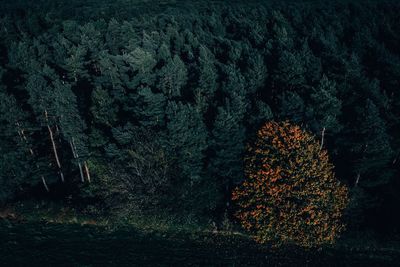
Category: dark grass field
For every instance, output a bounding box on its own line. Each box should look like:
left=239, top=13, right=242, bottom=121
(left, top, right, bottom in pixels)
left=1, top=220, right=399, bottom=266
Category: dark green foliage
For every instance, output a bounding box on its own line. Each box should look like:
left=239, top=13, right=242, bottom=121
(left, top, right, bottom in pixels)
left=159, top=55, right=188, bottom=98
left=1, top=0, right=400, bottom=232
left=91, top=86, right=118, bottom=126
left=307, top=75, right=342, bottom=135
left=354, top=99, right=394, bottom=187
left=0, top=91, right=31, bottom=202
left=165, top=101, right=216, bottom=212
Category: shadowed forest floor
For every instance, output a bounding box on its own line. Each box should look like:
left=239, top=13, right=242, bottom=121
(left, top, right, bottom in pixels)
left=1, top=220, right=400, bottom=266
left=1, top=208, right=400, bottom=267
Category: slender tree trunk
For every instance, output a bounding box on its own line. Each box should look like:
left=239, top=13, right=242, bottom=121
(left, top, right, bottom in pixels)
left=320, top=127, right=326, bottom=151
left=47, top=125, right=61, bottom=169
left=355, top=173, right=360, bottom=186
left=41, top=175, right=49, bottom=192
left=78, top=162, right=84, bottom=182
left=45, top=110, right=61, bottom=169
left=70, top=138, right=85, bottom=182
left=59, top=171, right=65, bottom=183
left=84, top=162, right=91, bottom=183
left=16, top=121, right=57, bottom=189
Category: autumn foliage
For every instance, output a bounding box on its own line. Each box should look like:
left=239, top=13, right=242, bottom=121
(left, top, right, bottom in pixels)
left=232, top=121, right=348, bottom=247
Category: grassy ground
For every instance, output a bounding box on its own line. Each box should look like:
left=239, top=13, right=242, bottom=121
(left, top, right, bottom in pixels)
left=1, top=201, right=400, bottom=266
left=0, top=200, right=235, bottom=238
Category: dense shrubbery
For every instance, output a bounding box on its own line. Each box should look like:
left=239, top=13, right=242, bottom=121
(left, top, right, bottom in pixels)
left=232, top=121, right=348, bottom=247
left=0, top=0, right=399, bottom=233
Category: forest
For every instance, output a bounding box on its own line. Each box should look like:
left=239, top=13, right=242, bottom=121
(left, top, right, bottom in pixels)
left=1, top=0, right=400, bottom=260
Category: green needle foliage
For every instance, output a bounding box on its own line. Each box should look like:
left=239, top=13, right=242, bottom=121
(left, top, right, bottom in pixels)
left=0, top=0, right=399, bottom=234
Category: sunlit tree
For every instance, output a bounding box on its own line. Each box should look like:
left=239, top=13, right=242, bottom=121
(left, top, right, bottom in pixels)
left=232, top=121, right=348, bottom=247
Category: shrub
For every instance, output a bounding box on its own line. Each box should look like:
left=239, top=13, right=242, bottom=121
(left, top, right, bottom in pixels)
left=232, top=121, right=348, bottom=247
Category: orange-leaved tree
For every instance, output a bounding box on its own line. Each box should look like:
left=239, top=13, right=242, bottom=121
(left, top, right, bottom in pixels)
left=232, top=121, right=348, bottom=247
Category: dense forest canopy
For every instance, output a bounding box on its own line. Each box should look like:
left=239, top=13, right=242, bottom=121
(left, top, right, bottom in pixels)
left=1, top=0, right=400, bottom=234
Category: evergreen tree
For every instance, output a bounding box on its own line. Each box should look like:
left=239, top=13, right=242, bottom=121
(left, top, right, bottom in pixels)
left=0, top=90, right=32, bottom=200
left=165, top=101, right=216, bottom=211
left=307, top=75, right=342, bottom=147
left=134, top=86, right=167, bottom=128
left=90, top=86, right=118, bottom=127
left=209, top=100, right=246, bottom=207
left=194, top=45, right=218, bottom=112
left=244, top=52, right=267, bottom=94
left=354, top=99, right=394, bottom=188
left=273, top=50, right=305, bottom=90
left=64, top=45, right=89, bottom=83
left=159, top=55, right=188, bottom=98
left=278, top=91, right=305, bottom=124
left=124, top=47, right=157, bottom=87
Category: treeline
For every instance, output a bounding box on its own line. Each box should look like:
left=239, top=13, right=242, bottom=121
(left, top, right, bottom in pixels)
left=1, top=0, right=400, bottom=232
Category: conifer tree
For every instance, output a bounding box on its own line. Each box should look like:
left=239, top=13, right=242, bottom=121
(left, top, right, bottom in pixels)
left=209, top=100, right=246, bottom=207
left=273, top=51, right=305, bottom=90
left=278, top=91, right=305, bottom=124
left=307, top=75, right=342, bottom=148
left=124, top=47, right=157, bottom=87
left=64, top=45, right=89, bottom=83
left=159, top=55, right=188, bottom=98
left=134, top=86, right=167, bottom=127
left=165, top=101, right=216, bottom=211
left=90, top=86, right=118, bottom=127
left=0, top=90, right=32, bottom=200
left=194, top=45, right=218, bottom=112
left=354, top=99, right=394, bottom=188
left=244, top=52, right=267, bottom=94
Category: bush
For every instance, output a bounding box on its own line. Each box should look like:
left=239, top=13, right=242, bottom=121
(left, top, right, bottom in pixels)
left=232, top=121, right=348, bottom=247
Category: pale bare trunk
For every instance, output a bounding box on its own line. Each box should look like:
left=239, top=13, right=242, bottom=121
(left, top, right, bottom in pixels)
left=78, top=162, right=84, bottom=182
left=41, top=176, right=49, bottom=192
left=320, top=127, right=326, bottom=151
left=355, top=173, right=360, bottom=186
left=70, top=138, right=85, bottom=182
left=60, top=171, right=65, bottom=183
left=47, top=125, right=61, bottom=169
left=45, top=110, right=61, bottom=169
left=84, top=161, right=91, bottom=183
left=16, top=123, right=34, bottom=156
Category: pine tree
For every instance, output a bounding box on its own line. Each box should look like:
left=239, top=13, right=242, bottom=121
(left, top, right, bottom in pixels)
left=90, top=86, right=118, bottom=127
left=278, top=91, right=305, bottom=124
left=248, top=100, right=274, bottom=129
left=64, top=44, right=89, bottom=83
left=165, top=101, right=216, bottom=211
left=209, top=100, right=246, bottom=207
left=0, top=90, right=33, bottom=200
left=354, top=99, right=394, bottom=188
left=53, top=79, right=90, bottom=183
left=158, top=55, right=188, bottom=98
left=307, top=75, right=342, bottom=148
left=273, top=51, right=305, bottom=90
left=123, top=47, right=157, bottom=87
left=194, top=45, right=218, bottom=112
left=244, top=52, right=267, bottom=94
left=134, top=86, right=167, bottom=127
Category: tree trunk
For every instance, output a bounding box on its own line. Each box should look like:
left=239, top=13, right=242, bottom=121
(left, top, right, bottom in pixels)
left=355, top=173, right=360, bottom=186
left=84, top=161, right=91, bottom=183
left=41, top=176, right=49, bottom=192
left=44, top=110, right=61, bottom=169
left=78, top=162, right=84, bottom=182
left=47, top=125, right=62, bottom=169
left=60, top=171, right=65, bottom=183
left=70, top=138, right=85, bottom=182
left=320, top=127, right=326, bottom=151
